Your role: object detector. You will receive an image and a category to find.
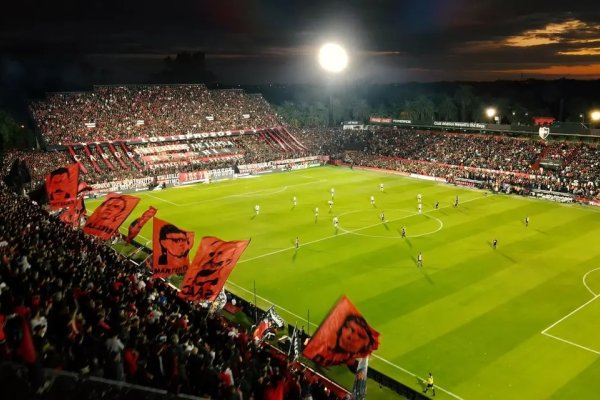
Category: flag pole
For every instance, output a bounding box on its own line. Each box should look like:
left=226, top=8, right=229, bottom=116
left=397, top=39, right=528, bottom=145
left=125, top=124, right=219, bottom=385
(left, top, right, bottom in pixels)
left=307, top=309, right=310, bottom=336
left=253, top=280, right=258, bottom=323
left=288, top=322, right=297, bottom=359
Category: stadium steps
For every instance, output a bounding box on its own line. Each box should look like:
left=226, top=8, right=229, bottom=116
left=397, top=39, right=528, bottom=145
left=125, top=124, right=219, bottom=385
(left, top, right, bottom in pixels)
left=108, top=143, right=129, bottom=170
left=83, top=145, right=102, bottom=173
left=120, top=142, right=143, bottom=170
left=67, top=146, right=88, bottom=174
left=531, top=144, right=548, bottom=170
left=95, top=144, right=115, bottom=171
left=278, top=126, right=307, bottom=151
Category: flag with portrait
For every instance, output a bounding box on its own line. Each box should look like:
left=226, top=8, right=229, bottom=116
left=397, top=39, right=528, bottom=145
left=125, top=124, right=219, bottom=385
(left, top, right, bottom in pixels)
left=179, top=236, right=249, bottom=301
left=125, top=206, right=157, bottom=243
left=302, top=295, right=380, bottom=367
left=83, top=193, right=140, bottom=240
left=46, top=163, right=79, bottom=210
left=152, top=217, right=195, bottom=278
left=59, top=197, right=86, bottom=227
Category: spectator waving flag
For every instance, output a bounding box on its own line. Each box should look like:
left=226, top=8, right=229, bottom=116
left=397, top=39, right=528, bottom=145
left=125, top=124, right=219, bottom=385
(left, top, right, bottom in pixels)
left=179, top=236, right=249, bottom=301
left=303, top=295, right=380, bottom=367
left=46, top=163, right=79, bottom=210
left=152, top=217, right=195, bottom=278
left=267, top=305, right=285, bottom=329
left=83, top=193, right=140, bottom=240
left=125, top=206, right=157, bottom=243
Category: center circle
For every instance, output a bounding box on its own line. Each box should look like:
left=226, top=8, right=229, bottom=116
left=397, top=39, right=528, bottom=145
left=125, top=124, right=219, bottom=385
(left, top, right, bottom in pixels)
left=336, top=209, right=443, bottom=239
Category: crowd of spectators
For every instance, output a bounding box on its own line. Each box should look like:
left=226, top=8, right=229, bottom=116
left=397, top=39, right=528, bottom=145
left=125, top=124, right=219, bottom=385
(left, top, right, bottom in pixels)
left=31, top=85, right=280, bottom=145
left=0, top=150, right=72, bottom=188
left=318, top=128, right=599, bottom=199
left=0, top=183, right=344, bottom=399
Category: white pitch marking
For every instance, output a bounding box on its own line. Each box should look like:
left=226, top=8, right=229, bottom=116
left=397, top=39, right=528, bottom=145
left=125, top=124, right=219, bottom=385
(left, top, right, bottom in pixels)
left=541, top=293, right=599, bottom=334
left=541, top=331, right=600, bottom=356
left=541, top=267, right=600, bottom=355
left=142, top=192, right=180, bottom=206
left=239, top=194, right=488, bottom=264
left=582, top=267, right=600, bottom=297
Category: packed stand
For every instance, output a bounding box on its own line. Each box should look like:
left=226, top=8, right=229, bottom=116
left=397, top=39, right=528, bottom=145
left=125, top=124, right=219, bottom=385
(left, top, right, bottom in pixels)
left=31, top=85, right=281, bottom=145
left=1, top=150, right=72, bottom=187
left=0, top=184, right=344, bottom=399
left=320, top=128, right=600, bottom=199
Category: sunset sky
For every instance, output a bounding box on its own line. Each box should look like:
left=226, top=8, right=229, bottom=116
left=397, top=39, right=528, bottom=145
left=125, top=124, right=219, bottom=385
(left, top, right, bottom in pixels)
left=1, top=0, right=599, bottom=84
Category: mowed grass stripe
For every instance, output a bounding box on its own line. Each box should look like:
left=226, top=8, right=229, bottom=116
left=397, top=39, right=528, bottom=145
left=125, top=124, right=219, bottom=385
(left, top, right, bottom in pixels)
left=87, top=167, right=600, bottom=399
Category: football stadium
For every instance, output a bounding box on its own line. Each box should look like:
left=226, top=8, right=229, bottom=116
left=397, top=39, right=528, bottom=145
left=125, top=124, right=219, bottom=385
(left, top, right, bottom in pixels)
left=2, top=2, right=600, bottom=400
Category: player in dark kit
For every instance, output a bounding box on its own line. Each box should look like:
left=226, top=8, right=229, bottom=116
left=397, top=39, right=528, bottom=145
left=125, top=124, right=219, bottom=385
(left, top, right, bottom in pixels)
left=401, top=226, right=406, bottom=238
left=493, top=239, right=498, bottom=249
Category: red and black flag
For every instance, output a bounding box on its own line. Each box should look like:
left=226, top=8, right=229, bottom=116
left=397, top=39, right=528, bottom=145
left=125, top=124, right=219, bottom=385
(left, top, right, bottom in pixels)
left=77, top=181, right=93, bottom=196
left=83, top=193, right=140, bottom=240
left=126, top=206, right=157, bottom=243
left=46, top=163, right=79, bottom=210
left=59, top=197, right=86, bottom=227
left=179, top=236, right=250, bottom=302
left=302, top=295, right=380, bottom=367
left=152, top=217, right=195, bottom=278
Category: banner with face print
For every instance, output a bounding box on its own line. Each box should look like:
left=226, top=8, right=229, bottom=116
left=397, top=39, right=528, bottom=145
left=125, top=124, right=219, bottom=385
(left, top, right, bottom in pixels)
left=46, top=163, right=80, bottom=210
left=59, top=197, right=86, bottom=227
left=152, top=217, right=195, bottom=278
left=302, top=295, right=380, bottom=367
left=179, top=236, right=250, bottom=302
left=83, top=193, right=140, bottom=240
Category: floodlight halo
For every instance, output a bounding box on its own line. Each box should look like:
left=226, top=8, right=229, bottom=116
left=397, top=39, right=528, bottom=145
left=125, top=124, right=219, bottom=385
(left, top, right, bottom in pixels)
left=318, top=43, right=348, bottom=73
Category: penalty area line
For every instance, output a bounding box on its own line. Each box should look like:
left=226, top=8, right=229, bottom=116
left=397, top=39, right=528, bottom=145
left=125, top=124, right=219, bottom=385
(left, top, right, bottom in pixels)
left=541, top=267, right=600, bottom=355
left=225, top=280, right=465, bottom=400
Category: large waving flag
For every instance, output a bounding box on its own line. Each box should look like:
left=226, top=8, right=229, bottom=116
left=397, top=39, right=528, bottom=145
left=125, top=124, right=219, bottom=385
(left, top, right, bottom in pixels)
left=126, top=206, right=157, bottom=243
left=303, top=295, right=380, bottom=367
left=59, top=197, right=86, bottom=227
left=152, top=217, right=195, bottom=278
left=83, top=193, right=140, bottom=240
left=46, top=163, right=79, bottom=210
left=179, top=236, right=250, bottom=301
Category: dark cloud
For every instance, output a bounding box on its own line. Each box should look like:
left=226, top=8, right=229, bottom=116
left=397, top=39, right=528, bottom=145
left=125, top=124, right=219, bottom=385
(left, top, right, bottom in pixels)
left=0, top=0, right=599, bottom=84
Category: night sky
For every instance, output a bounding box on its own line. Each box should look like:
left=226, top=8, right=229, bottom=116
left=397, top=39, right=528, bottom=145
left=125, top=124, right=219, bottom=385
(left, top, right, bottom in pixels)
left=1, top=0, right=600, bottom=86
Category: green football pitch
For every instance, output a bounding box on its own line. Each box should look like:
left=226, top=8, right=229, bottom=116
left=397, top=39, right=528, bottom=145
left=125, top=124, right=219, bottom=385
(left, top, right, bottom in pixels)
left=88, top=166, right=600, bottom=399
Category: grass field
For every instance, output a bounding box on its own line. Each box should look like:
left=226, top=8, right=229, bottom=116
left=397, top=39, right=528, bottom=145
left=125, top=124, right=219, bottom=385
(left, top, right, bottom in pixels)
left=88, top=166, right=600, bottom=399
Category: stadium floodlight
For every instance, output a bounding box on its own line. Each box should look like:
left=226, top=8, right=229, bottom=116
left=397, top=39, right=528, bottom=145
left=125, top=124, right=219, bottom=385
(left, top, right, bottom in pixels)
left=591, top=110, right=600, bottom=121
left=485, top=107, right=497, bottom=119
left=318, top=43, right=348, bottom=73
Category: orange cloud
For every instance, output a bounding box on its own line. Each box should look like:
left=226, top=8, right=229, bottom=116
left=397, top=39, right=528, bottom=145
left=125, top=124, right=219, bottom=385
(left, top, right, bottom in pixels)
left=496, top=64, right=600, bottom=77
left=505, top=20, right=589, bottom=47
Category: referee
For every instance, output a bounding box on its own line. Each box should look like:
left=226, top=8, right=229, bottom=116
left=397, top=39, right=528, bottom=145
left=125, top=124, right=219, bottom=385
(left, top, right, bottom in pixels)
left=423, top=372, right=435, bottom=396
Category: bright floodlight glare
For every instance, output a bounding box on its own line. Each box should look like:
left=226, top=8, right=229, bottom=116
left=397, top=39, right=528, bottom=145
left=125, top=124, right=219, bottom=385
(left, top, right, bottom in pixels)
left=318, top=43, right=348, bottom=73
left=485, top=107, right=497, bottom=118
left=591, top=110, right=600, bottom=121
